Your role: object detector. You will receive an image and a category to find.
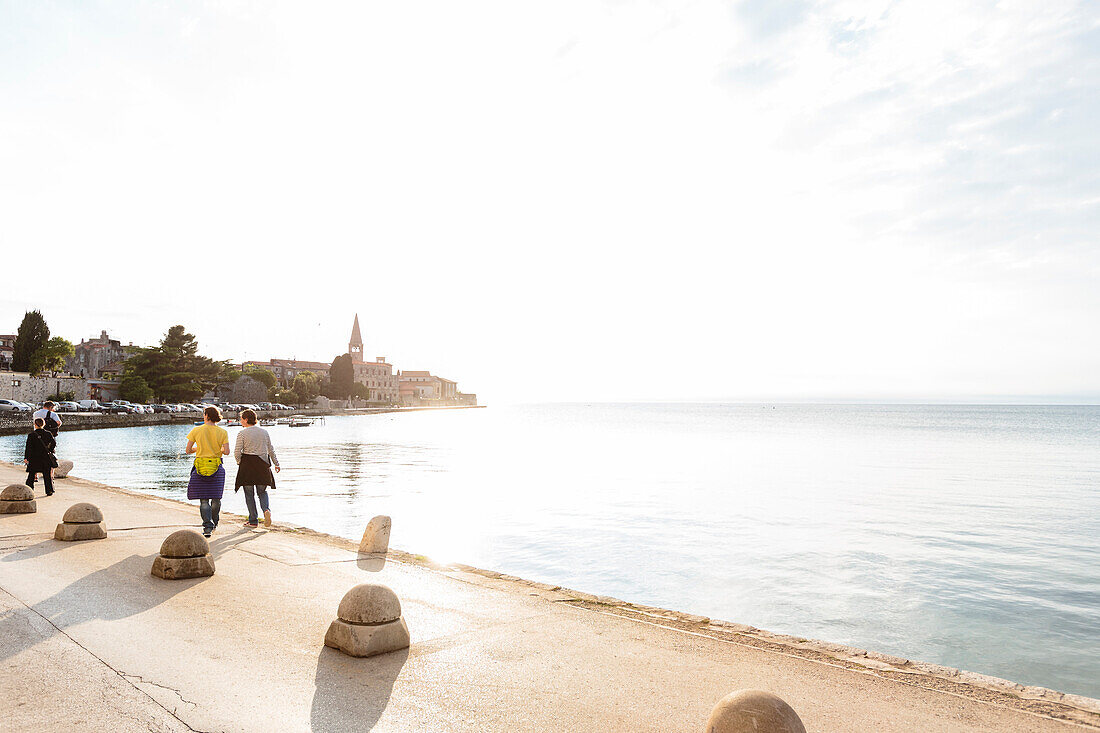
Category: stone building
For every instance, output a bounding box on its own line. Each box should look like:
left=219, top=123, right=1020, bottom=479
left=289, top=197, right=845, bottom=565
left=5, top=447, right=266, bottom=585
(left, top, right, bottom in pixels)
left=348, top=315, right=398, bottom=404
left=0, top=334, right=14, bottom=371
left=243, top=359, right=330, bottom=387
left=397, top=371, right=459, bottom=405
left=66, top=330, right=131, bottom=378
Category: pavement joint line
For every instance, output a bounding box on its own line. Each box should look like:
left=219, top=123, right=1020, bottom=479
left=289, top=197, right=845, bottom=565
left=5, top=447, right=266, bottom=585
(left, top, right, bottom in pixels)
left=0, top=584, right=203, bottom=733
left=577, top=603, right=1100, bottom=731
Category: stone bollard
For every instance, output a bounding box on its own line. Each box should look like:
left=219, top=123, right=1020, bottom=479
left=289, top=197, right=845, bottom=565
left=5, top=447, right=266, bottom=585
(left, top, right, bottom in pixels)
left=705, top=690, right=806, bottom=733
left=151, top=530, right=215, bottom=579
left=324, top=583, right=410, bottom=658
left=0, top=484, right=36, bottom=514
left=54, top=460, right=74, bottom=479
left=54, top=503, right=107, bottom=541
left=359, top=515, right=391, bottom=554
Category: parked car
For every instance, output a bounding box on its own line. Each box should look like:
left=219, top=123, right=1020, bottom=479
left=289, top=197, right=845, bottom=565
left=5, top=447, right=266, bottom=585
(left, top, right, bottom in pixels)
left=0, top=399, right=28, bottom=412
left=56, top=401, right=82, bottom=412
left=78, top=400, right=102, bottom=411
left=99, top=403, right=131, bottom=414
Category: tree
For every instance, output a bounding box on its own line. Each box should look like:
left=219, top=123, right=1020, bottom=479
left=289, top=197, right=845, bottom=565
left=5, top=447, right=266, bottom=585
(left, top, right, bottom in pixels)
left=292, top=371, right=321, bottom=401
left=244, top=367, right=277, bottom=389
left=12, top=310, right=49, bottom=372
left=329, top=354, right=354, bottom=398
left=126, top=325, right=229, bottom=402
left=271, top=387, right=301, bottom=406
left=29, top=336, right=74, bottom=376
left=119, top=373, right=154, bottom=403
left=351, top=383, right=370, bottom=400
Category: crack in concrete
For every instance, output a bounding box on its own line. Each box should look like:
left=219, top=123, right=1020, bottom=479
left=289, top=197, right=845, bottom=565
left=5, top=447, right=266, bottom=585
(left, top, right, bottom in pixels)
left=0, top=585, right=202, bottom=732
left=121, top=673, right=199, bottom=707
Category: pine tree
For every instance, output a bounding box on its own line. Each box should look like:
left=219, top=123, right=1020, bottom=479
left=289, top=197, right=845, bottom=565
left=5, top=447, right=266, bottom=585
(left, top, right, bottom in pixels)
left=12, top=310, right=49, bottom=372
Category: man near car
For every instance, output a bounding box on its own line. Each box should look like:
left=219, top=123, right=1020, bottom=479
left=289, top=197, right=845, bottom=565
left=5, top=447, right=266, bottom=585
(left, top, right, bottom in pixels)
left=32, top=401, right=62, bottom=437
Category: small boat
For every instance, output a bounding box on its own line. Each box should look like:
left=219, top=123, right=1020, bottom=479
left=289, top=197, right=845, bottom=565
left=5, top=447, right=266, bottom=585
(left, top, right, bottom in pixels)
left=259, top=419, right=277, bottom=426
left=289, top=419, right=311, bottom=427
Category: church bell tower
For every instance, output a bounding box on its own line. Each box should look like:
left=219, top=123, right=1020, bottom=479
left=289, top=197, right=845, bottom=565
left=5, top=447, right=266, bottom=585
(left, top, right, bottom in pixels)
left=349, top=314, right=364, bottom=363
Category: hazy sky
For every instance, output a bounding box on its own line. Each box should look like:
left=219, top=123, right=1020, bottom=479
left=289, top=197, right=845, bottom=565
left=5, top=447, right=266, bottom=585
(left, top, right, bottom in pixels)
left=2, top=1, right=1098, bottom=403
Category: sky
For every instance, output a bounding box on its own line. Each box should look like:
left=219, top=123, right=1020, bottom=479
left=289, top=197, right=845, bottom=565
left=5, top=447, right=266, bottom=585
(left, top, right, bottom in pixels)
left=2, top=0, right=1098, bottom=403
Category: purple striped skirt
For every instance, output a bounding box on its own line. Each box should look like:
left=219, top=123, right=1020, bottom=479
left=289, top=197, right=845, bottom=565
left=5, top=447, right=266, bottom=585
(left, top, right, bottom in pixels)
left=187, top=464, right=226, bottom=500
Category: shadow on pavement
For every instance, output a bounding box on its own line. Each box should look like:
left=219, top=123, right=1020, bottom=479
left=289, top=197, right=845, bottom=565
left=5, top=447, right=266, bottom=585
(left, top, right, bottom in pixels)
left=208, top=528, right=262, bottom=560
left=1, top=539, right=69, bottom=563
left=0, top=552, right=207, bottom=664
left=310, top=646, right=408, bottom=732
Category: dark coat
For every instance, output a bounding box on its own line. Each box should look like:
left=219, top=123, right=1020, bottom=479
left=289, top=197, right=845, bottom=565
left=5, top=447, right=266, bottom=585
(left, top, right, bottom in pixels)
left=24, top=428, right=56, bottom=473
left=234, top=454, right=276, bottom=491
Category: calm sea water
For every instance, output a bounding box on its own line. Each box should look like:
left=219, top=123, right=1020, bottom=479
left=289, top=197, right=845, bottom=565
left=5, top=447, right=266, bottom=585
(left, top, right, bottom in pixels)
left=4, top=404, right=1099, bottom=697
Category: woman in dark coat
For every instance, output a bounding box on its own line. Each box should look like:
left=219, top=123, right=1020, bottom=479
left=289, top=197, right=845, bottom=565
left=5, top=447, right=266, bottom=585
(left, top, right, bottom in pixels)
left=24, top=417, right=57, bottom=496
left=233, top=409, right=280, bottom=528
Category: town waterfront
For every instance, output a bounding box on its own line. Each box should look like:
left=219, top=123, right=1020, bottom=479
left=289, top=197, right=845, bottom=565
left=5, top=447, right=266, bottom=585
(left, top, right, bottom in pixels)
left=5, top=402, right=1099, bottom=698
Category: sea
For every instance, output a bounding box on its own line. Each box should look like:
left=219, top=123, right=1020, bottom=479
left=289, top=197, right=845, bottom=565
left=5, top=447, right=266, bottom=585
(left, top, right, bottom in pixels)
left=4, top=403, right=1098, bottom=698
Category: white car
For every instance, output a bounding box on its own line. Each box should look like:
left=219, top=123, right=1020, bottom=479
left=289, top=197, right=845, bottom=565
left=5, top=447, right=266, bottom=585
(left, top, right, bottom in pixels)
left=0, top=399, right=29, bottom=412
left=57, top=401, right=82, bottom=412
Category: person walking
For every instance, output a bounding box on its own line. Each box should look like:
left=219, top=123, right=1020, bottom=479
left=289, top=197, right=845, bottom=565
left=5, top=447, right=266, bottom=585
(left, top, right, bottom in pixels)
left=186, top=405, right=230, bottom=537
left=233, top=408, right=280, bottom=528
left=32, top=400, right=62, bottom=437
left=23, top=417, right=58, bottom=496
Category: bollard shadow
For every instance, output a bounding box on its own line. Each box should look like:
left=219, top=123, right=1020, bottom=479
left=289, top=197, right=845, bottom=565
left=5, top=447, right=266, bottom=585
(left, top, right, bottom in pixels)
left=356, top=553, right=387, bottom=573
left=309, top=645, right=408, bottom=732
left=1, top=538, right=69, bottom=563
left=0, top=552, right=204, bottom=665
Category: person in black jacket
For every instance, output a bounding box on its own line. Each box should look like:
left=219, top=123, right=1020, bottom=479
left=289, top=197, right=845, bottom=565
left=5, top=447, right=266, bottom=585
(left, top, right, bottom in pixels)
left=24, top=417, right=57, bottom=496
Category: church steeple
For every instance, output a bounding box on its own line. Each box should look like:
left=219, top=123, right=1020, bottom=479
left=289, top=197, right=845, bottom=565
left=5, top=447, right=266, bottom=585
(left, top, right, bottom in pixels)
left=349, top=314, right=364, bottom=363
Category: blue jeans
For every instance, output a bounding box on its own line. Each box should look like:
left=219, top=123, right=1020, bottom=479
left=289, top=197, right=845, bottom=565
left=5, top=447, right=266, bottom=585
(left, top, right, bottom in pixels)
left=242, top=486, right=270, bottom=524
left=199, top=498, right=221, bottom=533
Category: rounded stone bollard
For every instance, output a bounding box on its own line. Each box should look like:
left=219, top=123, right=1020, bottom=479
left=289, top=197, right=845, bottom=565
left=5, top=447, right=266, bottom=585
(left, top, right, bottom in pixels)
left=705, top=690, right=806, bottom=733
left=54, top=502, right=107, bottom=541
left=359, top=515, right=392, bottom=554
left=324, top=583, right=410, bottom=658
left=54, top=459, right=74, bottom=479
left=0, top=484, right=36, bottom=514
left=151, top=530, right=215, bottom=579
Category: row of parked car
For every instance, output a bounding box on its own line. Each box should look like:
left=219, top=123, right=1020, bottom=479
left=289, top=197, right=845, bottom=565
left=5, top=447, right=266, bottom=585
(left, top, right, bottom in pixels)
left=0, top=399, right=297, bottom=414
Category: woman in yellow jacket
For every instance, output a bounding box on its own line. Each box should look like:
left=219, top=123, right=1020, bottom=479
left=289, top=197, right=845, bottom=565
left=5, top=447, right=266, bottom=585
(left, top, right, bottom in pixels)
left=185, top=406, right=230, bottom=537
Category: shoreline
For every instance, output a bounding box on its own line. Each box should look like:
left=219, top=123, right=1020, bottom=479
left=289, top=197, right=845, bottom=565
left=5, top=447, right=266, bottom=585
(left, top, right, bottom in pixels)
left=0, top=404, right=485, bottom=436
left=2, top=459, right=1098, bottom=729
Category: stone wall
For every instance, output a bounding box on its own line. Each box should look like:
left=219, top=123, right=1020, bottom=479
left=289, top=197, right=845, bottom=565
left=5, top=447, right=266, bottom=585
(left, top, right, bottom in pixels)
left=1, top=373, right=91, bottom=403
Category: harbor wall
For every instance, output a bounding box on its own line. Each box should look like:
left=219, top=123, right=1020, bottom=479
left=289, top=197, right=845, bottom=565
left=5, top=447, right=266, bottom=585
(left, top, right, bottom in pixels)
left=0, top=405, right=484, bottom=436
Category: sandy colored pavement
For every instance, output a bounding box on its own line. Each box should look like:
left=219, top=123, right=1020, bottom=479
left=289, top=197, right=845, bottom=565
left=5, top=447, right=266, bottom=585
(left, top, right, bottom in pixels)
left=1, top=462, right=1097, bottom=733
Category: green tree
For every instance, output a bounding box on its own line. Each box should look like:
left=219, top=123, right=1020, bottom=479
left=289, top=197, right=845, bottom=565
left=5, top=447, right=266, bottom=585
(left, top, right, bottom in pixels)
left=271, top=387, right=300, bottom=406
left=12, top=310, right=49, bottom=372
left=126, top=325, right=229, bottom=402
left=119, top=373, right=154, bottom=403
left=329, top=354, right=354, bottom=398
left=244, top=366, right=277, bottom=389
left=29, top=336, right=74, bottom=376
left=292, top=371, right=321, bottom=401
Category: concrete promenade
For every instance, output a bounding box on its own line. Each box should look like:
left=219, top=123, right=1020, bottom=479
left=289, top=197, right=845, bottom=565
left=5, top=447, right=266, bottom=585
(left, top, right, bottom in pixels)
left=1, top=462, right=1097, bottom=732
